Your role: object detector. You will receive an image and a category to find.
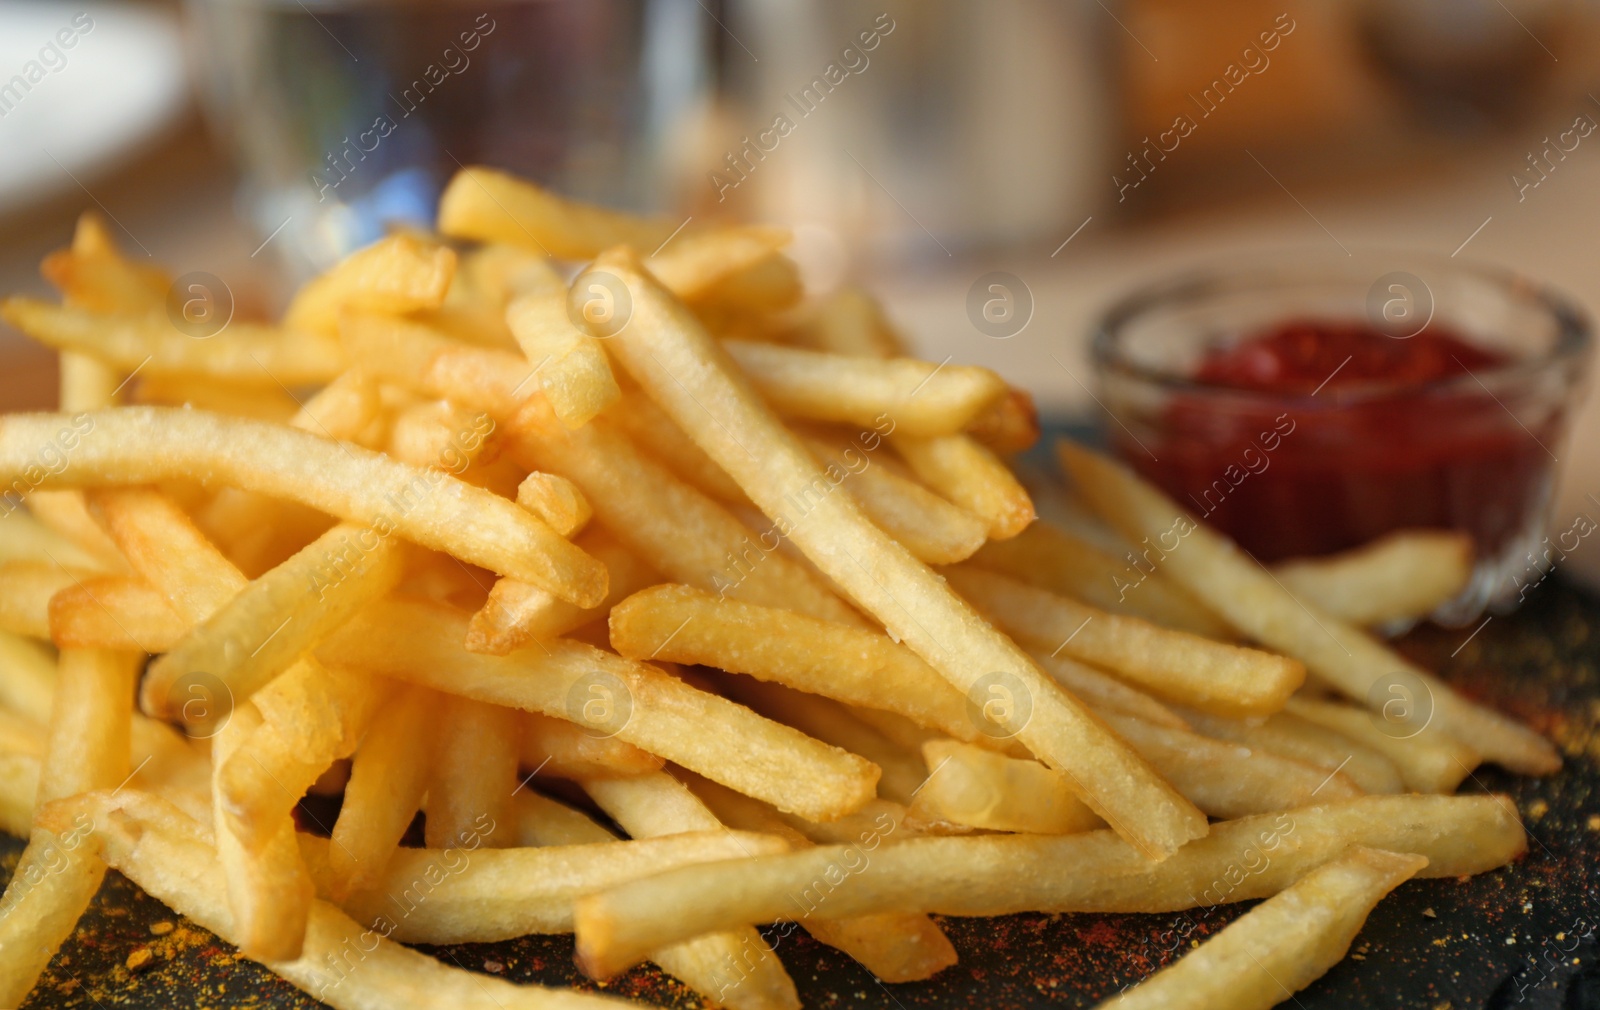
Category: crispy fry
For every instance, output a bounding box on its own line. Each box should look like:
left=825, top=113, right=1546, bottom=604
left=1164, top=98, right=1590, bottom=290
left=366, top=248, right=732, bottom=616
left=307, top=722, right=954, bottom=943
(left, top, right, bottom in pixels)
left=439, top=166, right=676, bottom=259
left=684, top=772, right=958, bottom=983
left=0, top=408, right=608, bottom=605
left=907, top=739, right=1104, bottom=836
left=966, top=519, right=1232, bottom=638
left=893, top=433, right=1035, bottom=539
left=724, top=340, right=1006, bottom=437
left=87, top=486, right=247, bottom=624
left=506, top=289, right=621, bottom=428
left=339, top=313, right=539, bottom=417
left=964, top=387, right=1039, bottom=454
left=519, top=711, right=665, bottom=779
left=1057, top=440, right=1560, bottom=775
left=327, top=685, right=439, bottom=897
left=425, top=696, right=520, bottom=849
left=587, top=249, right=1204, bottom=860
left=0, top=561, right=81, bottom=638
left=305, top=828, right=789, bottom=943
left=945, top=565, right=1304, bottom=717
left=572, top=794, right=1524, bottom=976
left=1, top=298, right=345, bottom=385
left=610, top=584, right=987, bottom=744
left=1274, top=530, right=1474, bottom=627
left=602, top=390, right=749, bottom=503
left=1026, top=651, right=1189, bottom=730
left=516, top=472, right=592, bottom=537
left=512, top=788, right=617, bottom=847
left=1181, top=708, right=1405, bottom=795
left=143, top=520, right=407, bottom=726
left=506, top=402, right=859, bottom=625
left=47, top=574, right=185, bottom=652
left=37, top=789, right=637, bottom=1010
left=319, top=597, right=879, bottom=821
left=468, top=530, right=657, bottom=656
left=213, top=701, right=315, bottom=960
left=1104, top=847, right=1427, bottom=1010
left=284, top=234, right=456, bottom=336
left=0, top=647, right=136, bottom=1007
left=1284, top=698, right=1480, bottom=794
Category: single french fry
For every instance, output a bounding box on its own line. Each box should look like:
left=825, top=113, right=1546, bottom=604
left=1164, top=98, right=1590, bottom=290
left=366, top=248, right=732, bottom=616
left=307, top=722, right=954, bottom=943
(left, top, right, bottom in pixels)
left=135, top=374, right=303, bottom=422
left=0, top=751, right=40, bottom=835
left=143, top=519, right=408, bottom=726
left=586, top=249, right=1204, bottom=860
left=1274, top=530, right=1474, bottom=627
left=1, top=298, right=345, bottom=385
left=0, top=647, right=136, bottom=1008
left=468, top=530, right=658, bottom=656
left=572, top=793, right=1524, bottom=977
left=893, top=433, right=1035, bottom=539
left=0, top=561, right=83, bottom=638
left=41, top=216, right=169, bottom=315
left=339, top=312, right=540, bottom=417
left=0, top=507, right=118, bottom=573
left=47, top=574, right=186, bottom=652
left=684, top=772, right=958, bottom=983
left=945, top=566, right=1304, bottom=718
left=86, top=486, right=248, bottom=625
left=36, top=789, right=638, bottom=1010
left=1104, top=846, right=1427, bottom=1010
left=1057, top=440, right=1560, bottom=776
left=1026, top=651, right=1190, bottom=730
left=716, top=676, right=928, bottom=807
left=802, top=434, right=987, bottom=565
left=602, top=389, right=749, bottom=503
left=439, top=165, right=677, bottom=259
left=1284, top=698, right=1480, bottom=794
left=966, top=519, right=1232, bottom=639
left=327, top=685, right=439, bottom=897
left=512, top=788, right=617, bottom=847
left=284, top=234, right=456, bottom=337
left=506, top=289, right=621, bottom=428
left=908, top=739, right=1105, bottom=836
left=0, top=630, right=60, bottom=725
left=219, top=661, right=387, bottom=850
left=0, top=408, right=608, bottom=605
left=319, top=597, right=879, bottom=821
left=304, top=828, right=789, bottom=944
left=964, top=387, right=1039, bottom=454
left=213, top=701, right=315, bottom=960
left=506, top=403, right=859, bottom=625
left=610, top=584, right=988, bottom=745
left=726, top=340, right=1006, bottom=438
left=646, top=225, right=792, bottom=301
left=578, top=771, right=801, bottom=1010
left=787, top=286, right=905, bottom=358
left=692, top=252, right=803, bottom=312
left=519, top=711, right=665, bottom=779
left=1181, top=708, right=1405, bottom=796
left=425, top=696, right=520, bottom=849
left=1102, top=711, right=1363, bottom=818
left=517, top=472, right=592, bottom=537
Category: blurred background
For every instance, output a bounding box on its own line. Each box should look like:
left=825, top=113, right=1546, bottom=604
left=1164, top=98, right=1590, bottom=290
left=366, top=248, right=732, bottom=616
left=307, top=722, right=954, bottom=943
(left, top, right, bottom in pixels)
left=3, top=0, right=1600, bottom=528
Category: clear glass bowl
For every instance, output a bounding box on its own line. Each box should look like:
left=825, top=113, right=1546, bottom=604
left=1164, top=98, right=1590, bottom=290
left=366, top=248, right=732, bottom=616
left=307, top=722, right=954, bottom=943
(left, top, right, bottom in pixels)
left=1091, top=252, right=1592, bottom=624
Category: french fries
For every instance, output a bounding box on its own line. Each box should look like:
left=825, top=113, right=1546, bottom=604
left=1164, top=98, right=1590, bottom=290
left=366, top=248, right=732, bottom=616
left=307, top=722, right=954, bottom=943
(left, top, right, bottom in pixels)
left=1104, top=846, right=1427, bottom=1010
left=1058, top=440, right=1561, bottom=775
left=572, top=794, right=1524, bottom=976
left=0, top=166, right=1562, bottom=1010
left=584, top=247, right=1206, bottom=862
left=0, top=407, right=608, bottom=605
left=945, top=565, right=1303, bottom=717
left=1273, top=530, right=1474, bottom=627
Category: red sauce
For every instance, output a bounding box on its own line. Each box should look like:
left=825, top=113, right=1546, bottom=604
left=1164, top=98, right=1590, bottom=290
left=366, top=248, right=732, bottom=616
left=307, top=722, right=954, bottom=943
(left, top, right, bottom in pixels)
left=1121, top=320, right=1553, bottom=561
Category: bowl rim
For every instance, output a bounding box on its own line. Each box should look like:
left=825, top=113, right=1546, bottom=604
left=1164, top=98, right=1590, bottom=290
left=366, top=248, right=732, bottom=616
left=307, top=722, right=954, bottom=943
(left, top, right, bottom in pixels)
left=1091, top=250, right=1594, bottom=406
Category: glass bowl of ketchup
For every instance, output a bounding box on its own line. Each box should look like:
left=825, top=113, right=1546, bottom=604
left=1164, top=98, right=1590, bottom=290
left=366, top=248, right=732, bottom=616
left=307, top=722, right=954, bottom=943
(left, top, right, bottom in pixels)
left=1092, top=254, right=1592, bottom=624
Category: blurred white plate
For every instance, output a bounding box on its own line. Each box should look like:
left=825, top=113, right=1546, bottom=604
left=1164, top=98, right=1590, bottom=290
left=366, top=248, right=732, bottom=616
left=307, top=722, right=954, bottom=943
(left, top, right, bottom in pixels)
left=0, top=2, right=186, bottom=215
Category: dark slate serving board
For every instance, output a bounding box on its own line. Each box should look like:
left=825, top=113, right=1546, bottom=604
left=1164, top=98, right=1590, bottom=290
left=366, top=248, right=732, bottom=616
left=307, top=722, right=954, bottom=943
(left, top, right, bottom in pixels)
left=9, top=579, right=1600, bottom=1010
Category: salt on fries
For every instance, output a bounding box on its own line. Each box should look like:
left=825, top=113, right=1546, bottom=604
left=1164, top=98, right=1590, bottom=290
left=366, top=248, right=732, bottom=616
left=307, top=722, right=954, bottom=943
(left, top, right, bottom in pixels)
left=0, top=169, right=1552, bottom=1010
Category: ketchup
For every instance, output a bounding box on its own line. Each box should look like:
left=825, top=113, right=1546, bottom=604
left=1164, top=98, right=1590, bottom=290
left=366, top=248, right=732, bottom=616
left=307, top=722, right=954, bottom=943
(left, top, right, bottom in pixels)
left=1121, top=320, right=1552, bottom=561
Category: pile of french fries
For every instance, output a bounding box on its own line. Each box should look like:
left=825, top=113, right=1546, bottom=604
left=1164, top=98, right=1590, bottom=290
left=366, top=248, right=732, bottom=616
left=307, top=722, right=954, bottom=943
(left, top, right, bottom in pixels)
left=0, top=166, right=1557, bottom=1010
